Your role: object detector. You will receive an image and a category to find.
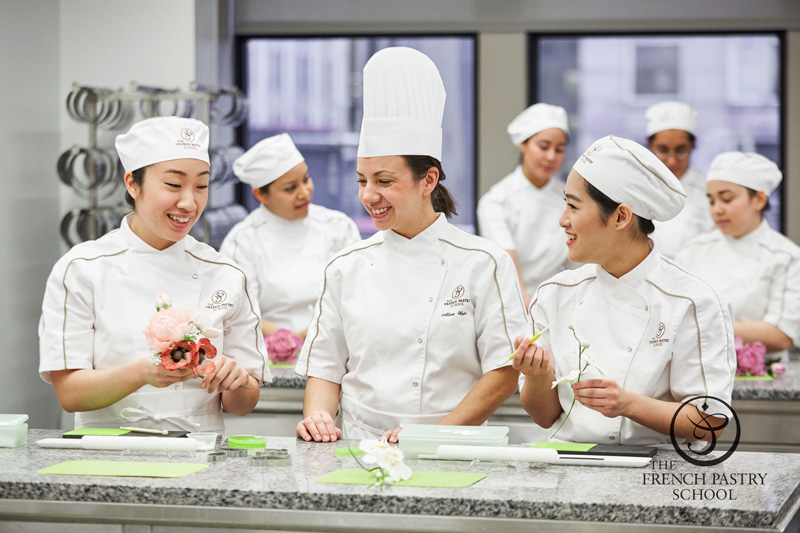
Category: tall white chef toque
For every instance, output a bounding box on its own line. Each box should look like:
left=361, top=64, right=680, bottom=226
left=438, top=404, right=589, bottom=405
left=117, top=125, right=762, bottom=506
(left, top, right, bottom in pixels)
left=115, top=116, right=210, bottom=172
left=507, top=103, right=570, bottom=146
left=572, top=135, right=686, bottom=221
left=357, top=47, right=446, bottom=160
left=706, top=151, right=782, bottom=195
left=233, top=133, right=305, bottom=188
left=645, top=101, right=698, bottom=136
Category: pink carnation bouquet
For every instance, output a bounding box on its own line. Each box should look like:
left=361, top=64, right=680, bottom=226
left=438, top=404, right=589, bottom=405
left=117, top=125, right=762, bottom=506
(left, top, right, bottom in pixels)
left=734, top=335, right=787, bottom=378
left=265, top=329, right=303, bottom=366
left=143, top=293, right=221, bottom=378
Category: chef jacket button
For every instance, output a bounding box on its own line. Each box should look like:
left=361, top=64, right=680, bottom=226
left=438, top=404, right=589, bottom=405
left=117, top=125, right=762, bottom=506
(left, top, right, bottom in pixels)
left=428, top=297, right=433, bottom=302
left=174, top=384, right=181, bottom=390
left=417, top=338, right=423, bottom=344
left=412, top=381, right=419, bottom=387
left=644, top=305, right=648, bottom=311
left=627, top=346, right=632, bottom=352
left=440, top=259, right=445, bottom=266
left=192, top=274, right=198, bottom=280
left=609, top=435, right=615, bottom=441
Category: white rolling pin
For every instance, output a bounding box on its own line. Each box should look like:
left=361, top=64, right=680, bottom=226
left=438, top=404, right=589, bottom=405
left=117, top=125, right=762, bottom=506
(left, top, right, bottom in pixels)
left=36, top=437, right=198, bottom=452
left=436, top=445, right=558, bottom=463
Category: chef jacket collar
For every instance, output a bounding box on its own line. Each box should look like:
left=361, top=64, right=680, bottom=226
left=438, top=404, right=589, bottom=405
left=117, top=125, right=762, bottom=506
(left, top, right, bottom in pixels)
left=723, top=218, right=770, bottom=248
left=120, top=214, right=187, bottom=258
left=384, top=211, right=448, bottom=249
left=514, top=165, right=563, bottom=194
left=255, top=203, right=307, bottom=227
left=595, top=239, right=659, bottom=290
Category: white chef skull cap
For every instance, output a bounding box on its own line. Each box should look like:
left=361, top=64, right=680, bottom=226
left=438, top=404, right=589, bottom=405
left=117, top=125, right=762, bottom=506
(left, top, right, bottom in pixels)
left=706, top=151, right=782, bottom=195
left=233, top=133, right=305, bottom=188
left=357, top=47, right=446, bottom=160
left=507, top=103, right=569, bottom=146
left=573, top=135, right=686, bottom=222
left=645, top=101, right=698, bottom=136
left=115, top=116, right=209, bottom=172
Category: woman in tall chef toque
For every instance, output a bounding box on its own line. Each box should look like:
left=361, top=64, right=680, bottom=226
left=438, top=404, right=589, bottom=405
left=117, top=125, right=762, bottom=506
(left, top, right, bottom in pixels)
left=295, top=47, right=527, bottom=442
left=514, top=135, right=735, bottom=446
left=477, top=103, right=572, bottom=306
left=220, top=134, right=360, bottom=342
left=676, top=152, right=800, bottom=364
left=39, top=117, right=269, bottom=433
left=645, top=102, right=714, bottom=258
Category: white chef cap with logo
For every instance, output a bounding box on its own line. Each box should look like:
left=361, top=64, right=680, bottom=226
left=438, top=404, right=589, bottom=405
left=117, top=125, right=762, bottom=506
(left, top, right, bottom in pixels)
left=357, top=47, right=446, bottom=161
left=645, top=101, right=698, bottom=136
left=706, top=151, right=782, bottom=195
left=233, top=133, right=305, bottom=188
left=115, top=116, right=210, bottom=172
left=507, top=103, right=569, bottom=146
left=573, top=135, right=686, bottom=221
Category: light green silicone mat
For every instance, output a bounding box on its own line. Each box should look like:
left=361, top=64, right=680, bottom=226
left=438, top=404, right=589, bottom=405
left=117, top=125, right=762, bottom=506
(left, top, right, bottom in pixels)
left=530, top=442, right=597, bottom=452
left=315, top=469, right=486, bottom=488
left=62, top=428, right=131, bottom=437
left=334, top=446, right=365, bottom=457
left=735, top=375, right=774, bottom=381
left=38, top=460, right=208, bottom=478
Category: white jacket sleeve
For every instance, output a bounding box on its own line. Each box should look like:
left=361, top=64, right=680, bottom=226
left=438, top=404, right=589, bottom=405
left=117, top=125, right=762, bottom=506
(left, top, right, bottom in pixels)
left=295, top=259, right=350, bottom=383
left=477, top=186, right=516, bottom=250
left=219, top=231, right=262, bottom=310
left=764, top=250, right=800, bottom=342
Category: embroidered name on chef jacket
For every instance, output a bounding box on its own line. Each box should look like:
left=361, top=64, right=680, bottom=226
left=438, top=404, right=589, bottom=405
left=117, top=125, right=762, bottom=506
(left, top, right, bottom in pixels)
left=206, top=289, right=234, bottom=311
left=649, top=321, right=670, bottom=347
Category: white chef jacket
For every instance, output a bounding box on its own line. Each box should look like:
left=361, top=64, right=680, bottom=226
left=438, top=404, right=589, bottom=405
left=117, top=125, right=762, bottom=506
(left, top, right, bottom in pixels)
left=653, top=168, right=714, bottom=259
left=524, top=245, right=735, bottom=446
left=39, top=215, right=271, bottom=433
left=676, top=220, right=800, bottom=363
left=477, top=166, right=570, bottom=292
left=295, top=213, right=528, bottom=438
left=220, top=204, right=360, bottom=332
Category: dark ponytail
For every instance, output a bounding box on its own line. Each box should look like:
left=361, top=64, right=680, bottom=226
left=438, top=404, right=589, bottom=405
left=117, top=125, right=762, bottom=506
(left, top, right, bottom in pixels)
left=585, top=180, right=655, bottom=238
left=401, top=155, right=458, bottom=218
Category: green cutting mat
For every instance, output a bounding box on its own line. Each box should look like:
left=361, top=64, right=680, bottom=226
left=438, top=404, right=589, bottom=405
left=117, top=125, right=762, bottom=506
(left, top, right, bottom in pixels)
left=316, top=469, right=485, bottom=488
left=530, top=442, right=597, bottom=452
left=38, top=460, right=208, bottom=478
left=735, top=374, right=773, bottom=381
left=334, top=446, right=364, bottom=457
left=62, top=428, right=131, bottom=437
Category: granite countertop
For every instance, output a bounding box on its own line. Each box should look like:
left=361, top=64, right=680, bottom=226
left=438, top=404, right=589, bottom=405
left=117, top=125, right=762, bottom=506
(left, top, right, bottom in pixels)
left=269, top=361, right=800, bottom=401
left=1, top=429, right=799, bottom=531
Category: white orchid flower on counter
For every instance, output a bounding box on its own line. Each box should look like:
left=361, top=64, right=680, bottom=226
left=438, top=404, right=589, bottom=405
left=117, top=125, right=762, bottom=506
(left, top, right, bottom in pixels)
left=359, top=437, right=412, bottom=485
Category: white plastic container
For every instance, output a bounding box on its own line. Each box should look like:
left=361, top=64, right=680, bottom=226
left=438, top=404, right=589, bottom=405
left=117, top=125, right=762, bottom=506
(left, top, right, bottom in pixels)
left=398, top=424, right=509, bottom=459
left=0, top=414, right=28, bottom=448
left=188, top=432, right=218, bottom=451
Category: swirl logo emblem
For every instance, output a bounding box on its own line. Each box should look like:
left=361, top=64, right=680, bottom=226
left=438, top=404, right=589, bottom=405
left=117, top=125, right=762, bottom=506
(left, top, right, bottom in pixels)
left=181, top=128, right=195, bottom=142
left=211, top=290, right=227, bottom=304
left=452, top=285, right=465, bottom=299
left=669, top=396, right=740, bottom=466
left=655, top=322, right=666, bottom=338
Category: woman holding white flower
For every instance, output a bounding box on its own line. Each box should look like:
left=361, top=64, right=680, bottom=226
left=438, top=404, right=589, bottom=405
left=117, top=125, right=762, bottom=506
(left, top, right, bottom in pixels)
left=676, top=152, right=800, bottom=364
left=39, top=117, right=269, bottom=433
left=513, top=135, right=735, bottom=446
left=295, top=47, right=527, bottom=442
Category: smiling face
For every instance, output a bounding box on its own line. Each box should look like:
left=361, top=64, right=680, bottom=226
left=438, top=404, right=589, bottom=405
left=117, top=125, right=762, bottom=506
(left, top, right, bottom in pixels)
left=520, top=128, right=567, bottom=187
left=255, top=162, right=313, bottom=221
left=125, top=159, right=210, bottom=250
left=357, top=155, right=437, bottom=239
left=706, top=180, right=766, bottom=238
left=559, top=170, right=620, bottom=266
left=649, top=129, right=692, bottom=178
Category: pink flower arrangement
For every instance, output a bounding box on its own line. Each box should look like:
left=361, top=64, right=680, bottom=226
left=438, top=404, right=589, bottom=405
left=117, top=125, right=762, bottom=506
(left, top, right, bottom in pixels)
left=143, top=293, right=220, bottom=378
left=265, top=329, right=303, bottom=365
left=734, top=335, right=786, bottom=378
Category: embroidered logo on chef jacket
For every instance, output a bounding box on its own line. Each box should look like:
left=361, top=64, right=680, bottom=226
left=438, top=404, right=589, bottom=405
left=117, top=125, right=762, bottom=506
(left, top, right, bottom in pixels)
left=443, top=284, right=471, bottom=309
left=452, top=285, right=465, bottom=299
left=649, top=321, right=670, bottom=347
left=206, top=290, right=234, bottom=311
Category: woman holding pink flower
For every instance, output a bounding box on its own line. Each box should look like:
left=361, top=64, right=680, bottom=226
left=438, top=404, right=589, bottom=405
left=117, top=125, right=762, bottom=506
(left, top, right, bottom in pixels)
left=677, top=152, right=800, bottom=365
left=38, top=117, right=270, bottom=433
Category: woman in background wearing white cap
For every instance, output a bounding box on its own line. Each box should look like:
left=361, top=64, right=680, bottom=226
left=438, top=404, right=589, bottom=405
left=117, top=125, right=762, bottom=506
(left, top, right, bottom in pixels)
left=514, top=135, right=735, bottom=445
left=676, top=153, right=800, bottom=363
left=220, top=134, right=360, bottom=341
left=295, top=47, right=527, bottom=442
left=39, top=117, right=269, bottom=433
left=645, top=101, right=714, bottom=258
left=477, top=103, right=571, bottom=306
